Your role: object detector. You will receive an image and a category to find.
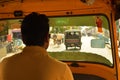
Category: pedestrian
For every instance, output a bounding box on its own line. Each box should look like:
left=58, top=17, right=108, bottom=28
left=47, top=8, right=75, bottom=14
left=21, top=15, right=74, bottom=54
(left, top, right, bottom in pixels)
left=0, top=12, right=74, bottom=80
left=96, top=16, right=103, bottom=33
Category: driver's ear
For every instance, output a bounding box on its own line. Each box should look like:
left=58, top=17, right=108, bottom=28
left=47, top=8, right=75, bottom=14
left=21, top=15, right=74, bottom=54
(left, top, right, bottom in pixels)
left=44, top=33, right=50, bottom=49
left=44, top=33, right=50, bottom=42
left=21, top=35, right=26, bottom=45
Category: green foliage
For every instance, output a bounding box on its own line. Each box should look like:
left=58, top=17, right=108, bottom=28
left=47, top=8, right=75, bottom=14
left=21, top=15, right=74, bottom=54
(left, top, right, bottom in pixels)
left=0, top=25, right=8, bottom=36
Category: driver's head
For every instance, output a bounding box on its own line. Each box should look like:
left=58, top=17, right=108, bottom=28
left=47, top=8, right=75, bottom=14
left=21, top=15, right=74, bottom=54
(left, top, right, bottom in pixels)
left=21, top=12, right=50, bottom=48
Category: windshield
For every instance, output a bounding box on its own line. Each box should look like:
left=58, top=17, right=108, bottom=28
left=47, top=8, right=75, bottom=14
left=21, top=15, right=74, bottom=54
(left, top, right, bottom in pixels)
left=0, top=15, right=113, bottom=67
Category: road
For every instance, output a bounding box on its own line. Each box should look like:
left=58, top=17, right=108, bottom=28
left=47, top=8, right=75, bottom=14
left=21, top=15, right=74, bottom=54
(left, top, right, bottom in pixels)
left=47, top=36, right=113, bottom=63
left=0, top=36, right=116, bottom=63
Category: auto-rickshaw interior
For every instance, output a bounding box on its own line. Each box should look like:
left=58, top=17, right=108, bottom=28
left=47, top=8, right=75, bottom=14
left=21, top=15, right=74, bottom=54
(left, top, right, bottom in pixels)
left=1, top=0, right=120, bottom=80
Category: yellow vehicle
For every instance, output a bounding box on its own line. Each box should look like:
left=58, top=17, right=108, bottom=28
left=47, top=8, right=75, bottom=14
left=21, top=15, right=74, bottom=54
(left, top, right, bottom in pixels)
left=0, top=0, right=120, bottom=80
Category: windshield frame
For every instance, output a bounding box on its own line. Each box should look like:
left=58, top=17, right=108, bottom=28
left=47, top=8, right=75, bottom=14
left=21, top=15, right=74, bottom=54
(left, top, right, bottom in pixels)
left=0, top=14, right=114, bottom=68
